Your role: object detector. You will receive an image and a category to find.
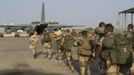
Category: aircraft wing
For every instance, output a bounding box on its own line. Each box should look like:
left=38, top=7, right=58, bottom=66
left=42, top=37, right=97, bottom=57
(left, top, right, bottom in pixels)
left=0, top=24, right=32, bottom=28
left=48, top=24, right=83, bottom=28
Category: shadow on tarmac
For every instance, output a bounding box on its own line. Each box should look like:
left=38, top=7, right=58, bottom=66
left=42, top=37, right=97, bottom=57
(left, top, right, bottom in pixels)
left=0, top=63, right=62, bottom=75
left=0, top=70, right=62, bottom=75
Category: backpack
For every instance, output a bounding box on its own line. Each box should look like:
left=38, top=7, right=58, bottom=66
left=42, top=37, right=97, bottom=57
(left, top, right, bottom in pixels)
left=63, top=35, right=74, bottom=50
left=102, top=35, right=115, bottom=49
left=41, top=32, right=51, bottom=42
left=101, top=34, right=133, bottom=65
left=101, top=35, right=115, bottom=61
left=113, top=35, right=133, bottom=64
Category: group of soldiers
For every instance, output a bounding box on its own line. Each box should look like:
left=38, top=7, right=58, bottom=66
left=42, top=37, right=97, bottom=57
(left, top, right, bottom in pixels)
left=29, top=22, right=134, bottom=75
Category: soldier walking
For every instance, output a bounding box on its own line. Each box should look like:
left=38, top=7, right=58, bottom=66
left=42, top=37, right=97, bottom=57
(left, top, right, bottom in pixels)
left=98, top=23, right=133, bottom=75
left=125, top=24, right=134, bottom=75
left=41, top=28, right=52, bottom=59
left=100, top=24, right=120, bottom=75
left=62, top=29, right=75, bottom=72
left=29, top=31, right=39, bottom=59
left=54, top=28, right=63, bottom=63
left=77, top=30, right=93, bottom=75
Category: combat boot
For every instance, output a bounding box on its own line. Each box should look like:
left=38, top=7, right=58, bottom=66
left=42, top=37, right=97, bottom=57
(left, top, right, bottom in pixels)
left=33, top=54, right=37, bottom=59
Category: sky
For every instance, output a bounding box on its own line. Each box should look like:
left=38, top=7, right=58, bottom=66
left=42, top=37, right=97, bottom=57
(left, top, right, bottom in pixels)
left=0, top=0, right=134, bottom=28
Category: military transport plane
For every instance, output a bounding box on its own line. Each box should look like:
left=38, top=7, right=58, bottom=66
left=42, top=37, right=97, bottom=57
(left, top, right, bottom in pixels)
left=0, top=2, right=84, bottom=35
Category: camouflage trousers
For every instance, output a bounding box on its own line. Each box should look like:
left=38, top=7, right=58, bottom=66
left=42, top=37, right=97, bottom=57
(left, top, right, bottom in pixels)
left=43, top=42, right=51, bottom=58
left=31, top=44, right=37, bottom=55
left=65, top=50, right=74, bottom=71
left=79, top=55, right=90, bottom=75
left=131, top=63, right=134, bottom=75
left=130, top=52, right=134, bottom=75
left=55, top=49, right=62, bottom=63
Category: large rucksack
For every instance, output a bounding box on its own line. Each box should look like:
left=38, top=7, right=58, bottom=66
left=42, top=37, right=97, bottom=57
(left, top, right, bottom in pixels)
left=113, top=35, right=133, bottom=64
left=102, top=35, right=115, bottom=49
left=101, top=34, right=133, bottom=65
left=62, top=35, right=74, bottom=50
left=101, top=35, right=115, bottom=62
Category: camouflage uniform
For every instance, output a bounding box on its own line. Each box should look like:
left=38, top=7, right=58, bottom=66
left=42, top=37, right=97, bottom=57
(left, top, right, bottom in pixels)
left=50, top=32, right=61, bottom=61
left=55, top=34, right=63, bottom=63
left=51, top=33, right=57, bottom=54
left=41, top=30, right=52, bottom=59
left=29, top=32, right=39, bottom=58
left=101, top=32, right=120, bottom=75
left=125, top=30, right=134, bottom=75
left=71, top=30, right=79, bottom=61
left=62, top=32, right=75, bottom=71
left=77, top=34, right=92, bottom=75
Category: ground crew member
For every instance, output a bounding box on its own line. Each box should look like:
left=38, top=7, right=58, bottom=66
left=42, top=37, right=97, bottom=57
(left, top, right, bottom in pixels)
left=29, top=31, right=39, bottom=59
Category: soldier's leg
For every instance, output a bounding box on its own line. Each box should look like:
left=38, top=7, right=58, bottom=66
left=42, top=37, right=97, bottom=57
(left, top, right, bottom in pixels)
left=32, top=45, right=37, bottom=59
left=58, top=49, right=62, bottom=63
left=79, top=55, right=86, bottom=75
left=48, top=49, right=52, bottom=59
left=47, top=51, right=51, bottom=59
left=43, top=43, right=48, bottom=58
left=66, top=51, right=74, bottom=71
left=98, top=58, right=108, bottom=75
left=131, top=51, right=134, bottom=75
left=131, top=64, right=134, bottom=75
left=43, top=43, right=47, bottom=53
left=85, top=57, right=91, bottom=75
left=46, top=42, right=51, bottom=59
left=64, top=51, right=69, bottom=66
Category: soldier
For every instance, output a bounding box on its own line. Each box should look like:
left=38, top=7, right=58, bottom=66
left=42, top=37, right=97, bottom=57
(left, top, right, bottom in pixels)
left=71, top=29, right=79, bottom=61
left=93, top=22, right=106, bottom=75
left=62, top=29, right=75, bottom=72
left=113, top=24, right=134, bottom=75
left=41, top=28, right=52, bottom=59
left=99, top=23, right=134, bottom=75
left=125, top=24, right=134, bottom=47
left=77, top=30, right=93, bottom=75
left=101, top=24, right=120, bottom=75
left=94, top=22, right=105, bottom=46
left=54, top=28, right=63, bottom=63
left=125, top=24, right=134, bottom=75
left=51, top=32, right=57, bottom=58
left=71, top=29, right=78, bottom=38
left=29, top=31, right=39, bottom=59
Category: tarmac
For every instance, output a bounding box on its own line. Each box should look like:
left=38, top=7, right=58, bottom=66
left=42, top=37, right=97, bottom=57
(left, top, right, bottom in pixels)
left=0, top=37, right=133, bottom=75
left=0, top=37, right=77, bottom=75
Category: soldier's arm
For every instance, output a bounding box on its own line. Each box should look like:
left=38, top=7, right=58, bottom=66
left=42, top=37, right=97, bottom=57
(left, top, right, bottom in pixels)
left=75, top=38, right=82, bottom=46
left=94, top=44, right=102, bottom=59
left=49, top=34, right=52, bottom=41
left=29, top=36, right=34, bottom=44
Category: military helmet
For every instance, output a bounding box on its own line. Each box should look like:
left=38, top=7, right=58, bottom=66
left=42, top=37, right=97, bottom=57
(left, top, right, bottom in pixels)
left=99, top=22, right=105, bottom=27
left=95, top=26, right=105, bottom=34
